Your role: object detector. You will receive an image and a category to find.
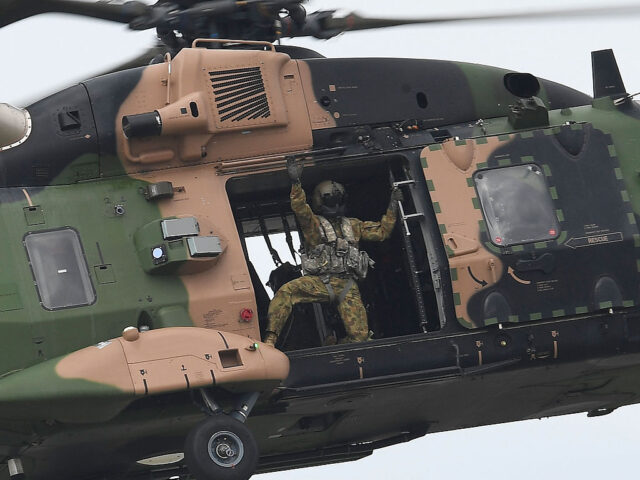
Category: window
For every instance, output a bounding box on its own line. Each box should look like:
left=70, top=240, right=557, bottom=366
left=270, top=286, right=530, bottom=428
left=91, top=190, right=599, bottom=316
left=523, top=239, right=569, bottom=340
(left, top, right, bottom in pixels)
left=24, top=228, right=95, bottom=309
left=474, top=164, right=559, bottom=246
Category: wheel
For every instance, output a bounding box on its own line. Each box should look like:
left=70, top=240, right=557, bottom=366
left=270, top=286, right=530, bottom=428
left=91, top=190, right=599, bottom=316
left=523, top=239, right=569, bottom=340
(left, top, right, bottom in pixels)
left=184, top=415, right=259, bottom=480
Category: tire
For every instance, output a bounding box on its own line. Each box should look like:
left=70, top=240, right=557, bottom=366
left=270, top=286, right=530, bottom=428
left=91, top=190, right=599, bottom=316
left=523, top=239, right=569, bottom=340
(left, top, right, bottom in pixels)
left=184, top=415, right=259, bottom=480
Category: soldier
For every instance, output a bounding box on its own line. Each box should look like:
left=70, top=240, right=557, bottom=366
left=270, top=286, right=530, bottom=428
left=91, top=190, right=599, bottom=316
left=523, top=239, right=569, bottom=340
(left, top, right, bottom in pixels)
left=263, top=158, right=402, bottom=347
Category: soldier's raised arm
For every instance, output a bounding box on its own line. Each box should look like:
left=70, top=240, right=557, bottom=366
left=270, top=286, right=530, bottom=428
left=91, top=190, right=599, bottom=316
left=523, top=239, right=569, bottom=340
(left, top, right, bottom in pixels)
left=287, top=157, right=321, bottom=246
left=358, top=186, right=402, bottom=242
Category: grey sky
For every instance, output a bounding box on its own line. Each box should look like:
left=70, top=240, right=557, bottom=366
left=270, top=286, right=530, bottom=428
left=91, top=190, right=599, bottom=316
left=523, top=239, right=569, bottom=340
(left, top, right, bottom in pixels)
left=2, top=1, right=640, bottom=478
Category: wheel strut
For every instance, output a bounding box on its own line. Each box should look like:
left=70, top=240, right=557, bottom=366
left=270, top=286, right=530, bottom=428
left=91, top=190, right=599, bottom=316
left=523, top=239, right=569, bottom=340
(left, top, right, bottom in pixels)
left=231, top=392, right=260, bottom=423
left=200, top=389, right=222, bottom=415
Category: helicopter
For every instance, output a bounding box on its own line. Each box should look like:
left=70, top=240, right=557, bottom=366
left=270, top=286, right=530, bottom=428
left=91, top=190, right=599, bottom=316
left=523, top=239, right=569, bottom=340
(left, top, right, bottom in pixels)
left=5, top=0, right=631, bottom=480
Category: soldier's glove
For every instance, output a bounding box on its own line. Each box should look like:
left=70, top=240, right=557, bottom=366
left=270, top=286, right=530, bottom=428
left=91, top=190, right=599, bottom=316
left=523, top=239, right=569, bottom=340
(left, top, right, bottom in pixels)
left=390, top=186, right=404, bottom=202
left=389, top=186, right=403, bottom=213
left=286, top=156, right=303, bottom=184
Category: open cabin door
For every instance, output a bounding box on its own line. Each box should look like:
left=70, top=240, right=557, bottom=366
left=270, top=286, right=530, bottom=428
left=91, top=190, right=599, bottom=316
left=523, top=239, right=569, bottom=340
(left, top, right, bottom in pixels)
left=421, top=123, right=640, bottom=328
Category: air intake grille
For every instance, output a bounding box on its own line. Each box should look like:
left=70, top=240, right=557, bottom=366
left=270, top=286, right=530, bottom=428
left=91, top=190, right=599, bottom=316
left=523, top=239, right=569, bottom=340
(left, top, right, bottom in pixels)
left=210, top=67, right=271, bottom=122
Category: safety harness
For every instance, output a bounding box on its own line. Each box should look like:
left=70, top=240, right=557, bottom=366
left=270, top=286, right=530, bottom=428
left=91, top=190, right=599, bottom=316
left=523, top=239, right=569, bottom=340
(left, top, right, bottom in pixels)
left=301, top=216, right=373, bottom=305
left=323, top=277, right=355, bottom=306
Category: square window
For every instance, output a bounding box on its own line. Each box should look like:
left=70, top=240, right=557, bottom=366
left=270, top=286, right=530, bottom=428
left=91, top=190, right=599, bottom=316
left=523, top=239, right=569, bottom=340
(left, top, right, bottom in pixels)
left=24, top=228, right=95, bottom=310
left=474, top=164, right=559, bottom=247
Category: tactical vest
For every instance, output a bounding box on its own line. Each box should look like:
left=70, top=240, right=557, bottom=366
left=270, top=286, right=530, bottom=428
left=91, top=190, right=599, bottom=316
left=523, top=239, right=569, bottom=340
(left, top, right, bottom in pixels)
left=300, top=216, right=374, bottom=279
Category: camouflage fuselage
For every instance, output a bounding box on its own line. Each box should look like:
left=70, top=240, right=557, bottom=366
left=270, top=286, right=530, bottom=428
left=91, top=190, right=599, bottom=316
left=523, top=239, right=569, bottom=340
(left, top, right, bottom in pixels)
left=2, top=45, right=640, bottom=480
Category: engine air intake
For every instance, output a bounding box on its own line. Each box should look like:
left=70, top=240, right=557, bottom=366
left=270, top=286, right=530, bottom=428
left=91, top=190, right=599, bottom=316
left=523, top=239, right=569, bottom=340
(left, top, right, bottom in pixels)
left=210, top=67, right=271, bottom=122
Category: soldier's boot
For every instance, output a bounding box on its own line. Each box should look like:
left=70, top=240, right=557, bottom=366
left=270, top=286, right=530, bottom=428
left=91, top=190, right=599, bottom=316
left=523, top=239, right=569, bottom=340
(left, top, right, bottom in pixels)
left=339, top=315, right=369, bottom=344
left=338, top=326, right=370, bottom=344
left=338, top=334, right=370, bottom=344
left=263, top=331, right=278, bottom=346
left=323, top=333, right=337, bottom=346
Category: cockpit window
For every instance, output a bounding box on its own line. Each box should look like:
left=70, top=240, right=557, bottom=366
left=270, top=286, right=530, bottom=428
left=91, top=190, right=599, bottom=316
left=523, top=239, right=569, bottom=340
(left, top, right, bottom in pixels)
left=24, top=228, right=95, bottom=310
left=474, top=164, right=559, bottom=247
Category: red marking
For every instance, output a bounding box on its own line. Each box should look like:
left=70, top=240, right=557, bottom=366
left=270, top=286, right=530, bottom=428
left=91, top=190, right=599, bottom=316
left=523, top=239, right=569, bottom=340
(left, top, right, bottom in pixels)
left=347, top=15, right=355, bottom=29
left=495, top=237, right=503, bottom=244
left=240, top=308, right=254, bottom=322
left=549, top=229, right=557, bottom=236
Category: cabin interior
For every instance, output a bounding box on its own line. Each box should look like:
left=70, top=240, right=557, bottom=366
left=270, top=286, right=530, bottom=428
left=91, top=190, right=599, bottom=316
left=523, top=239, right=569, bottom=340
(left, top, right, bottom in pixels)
left=227, top=155, right=440, bottom=351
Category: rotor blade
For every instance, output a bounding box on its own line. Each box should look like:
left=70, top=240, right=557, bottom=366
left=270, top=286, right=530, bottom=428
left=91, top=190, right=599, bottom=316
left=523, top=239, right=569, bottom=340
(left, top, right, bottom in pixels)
left=0, top=0, right=150, bottom=29
left=15, top=42, right=166, bottom=108
left=1, top=0, right=49, bottom=28
left=303, top=5, right=640, bottom=38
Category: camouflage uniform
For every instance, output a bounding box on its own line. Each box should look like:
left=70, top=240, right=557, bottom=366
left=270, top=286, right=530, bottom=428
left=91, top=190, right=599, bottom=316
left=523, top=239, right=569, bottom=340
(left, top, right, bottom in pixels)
left=266, top=184, right=397, bottom=344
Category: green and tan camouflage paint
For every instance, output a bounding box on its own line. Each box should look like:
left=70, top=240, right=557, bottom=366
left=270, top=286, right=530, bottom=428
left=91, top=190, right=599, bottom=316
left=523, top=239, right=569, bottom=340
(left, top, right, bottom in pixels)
left=0, top=46, right=335, bottom=380
left=0, top=327, right=288, bottom=423
left=421, top=138, right=506, bottom=328
left=107, top=47, right=329, bottom=342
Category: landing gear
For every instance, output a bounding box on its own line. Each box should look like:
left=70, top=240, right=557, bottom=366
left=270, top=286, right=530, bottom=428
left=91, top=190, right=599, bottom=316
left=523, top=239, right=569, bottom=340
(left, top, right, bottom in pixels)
left=184, top=415, right=258, bottom=480
left=184, top=390, right=260, bottom=480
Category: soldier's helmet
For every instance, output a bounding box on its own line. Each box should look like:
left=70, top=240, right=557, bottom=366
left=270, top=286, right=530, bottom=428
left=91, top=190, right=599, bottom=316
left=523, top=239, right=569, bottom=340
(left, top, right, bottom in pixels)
left=312, top=180, right=347, bottom=218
